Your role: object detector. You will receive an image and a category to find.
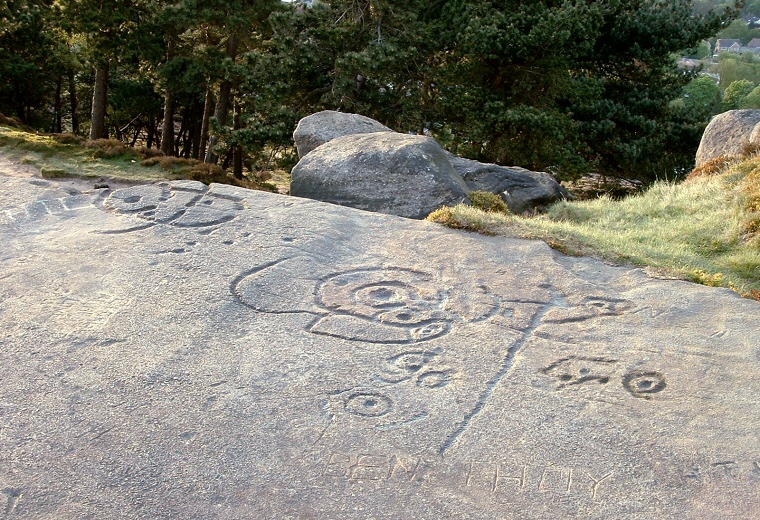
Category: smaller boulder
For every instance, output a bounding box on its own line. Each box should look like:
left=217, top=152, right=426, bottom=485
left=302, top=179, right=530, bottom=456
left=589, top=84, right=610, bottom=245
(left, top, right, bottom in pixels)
left=695, top=109, right=760, bottom=167
left=291, top=132, right=470, bottom=219
left=293, top=110, right=393, bottom=158
left=448, top=154, right=571, bottom=214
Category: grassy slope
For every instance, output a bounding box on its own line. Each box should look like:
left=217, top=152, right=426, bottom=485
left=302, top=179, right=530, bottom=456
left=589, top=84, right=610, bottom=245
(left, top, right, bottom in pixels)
left=0, top=126, right=175, bottom=182
left=428, top=163, right=760, bottom=299
left=0, top=126, right=287, bottom=191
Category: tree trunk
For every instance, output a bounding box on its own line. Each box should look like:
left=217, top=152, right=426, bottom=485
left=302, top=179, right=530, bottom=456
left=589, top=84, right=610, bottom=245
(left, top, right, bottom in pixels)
left=190, top=98, right=203, bottom=159
left=205, top=34, right=239, bottom=164
left=130, top=125, right=141, bottom=147
left=68, top=68, right=79, bottom=134
left=232, top=100, right=243, bottom=179
left=175, top=106, right=189, bottom=157
left=198, top=87, right=214, bottom=160
left=221, top=148, right=233, bottom=170
left=160, top=37, right=176, bottom=155
left=52, top=77, right=63, bottom=133
left=90, top=62, right=109, bottom=140
left=160, top=94, right=174, bottom=155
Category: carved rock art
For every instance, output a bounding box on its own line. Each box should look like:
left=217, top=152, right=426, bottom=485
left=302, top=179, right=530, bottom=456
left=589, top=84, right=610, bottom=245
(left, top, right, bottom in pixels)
left=344, top=392, right=393, bottom=417
left=233, top=263, right=506, bottom=344
left=541, top=356, right=618, bottom=389
left=323, top=349, right=456, bottom=432
left=100, top=181, right=245, bottom=233
left=233, top=258, right=668, bottom=453
left=622, top=371, right=667, bottom=399
left=543, top=296, right=635, bottom=324
left=375, top=350, right=452, bottom=385
left=541, top=357, right=668, bottom=399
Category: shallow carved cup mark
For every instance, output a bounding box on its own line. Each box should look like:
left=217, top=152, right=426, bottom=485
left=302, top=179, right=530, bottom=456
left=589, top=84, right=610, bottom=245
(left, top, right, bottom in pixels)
left=622, top=371, right=667, bottom=399
left=345, top=392, right=393, bottom=417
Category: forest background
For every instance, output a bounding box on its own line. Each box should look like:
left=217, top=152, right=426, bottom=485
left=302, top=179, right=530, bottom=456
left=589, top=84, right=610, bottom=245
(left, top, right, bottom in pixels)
left=0, top=0, right=753, bottom=184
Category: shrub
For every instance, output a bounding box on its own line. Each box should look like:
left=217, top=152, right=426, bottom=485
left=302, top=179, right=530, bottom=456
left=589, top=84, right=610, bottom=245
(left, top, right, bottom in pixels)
left=740, top=165, right=760, bottom=245
left=40, top=168, right=73, bottom=178
left=84, top=139, right=140, bottom=160
left=50, top=133, right=85, bottom=145
left=469, top=191, right=511, bottom=213
left=186, top=163, right=279, bottom=192
left=0, top=113, right=28, bottom=129
left=134, top=146, right=164, bottom=159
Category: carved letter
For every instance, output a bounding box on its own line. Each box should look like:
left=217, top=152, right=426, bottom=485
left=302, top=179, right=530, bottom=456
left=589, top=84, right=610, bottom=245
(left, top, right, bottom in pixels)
left=323, top=453, right=352, bottom=478
left=349, top=455, right=391, bottom=481
left=539, top=467, right=573, bottom=493
left=587, top=471, right=612, bottom=500
left=465, top=461, right=493, bottom=489
left=493, top=464, right=528, bottom=493
left=711, top=461, right=738, bottom=481
left=389, top=454, right=422, bottom=481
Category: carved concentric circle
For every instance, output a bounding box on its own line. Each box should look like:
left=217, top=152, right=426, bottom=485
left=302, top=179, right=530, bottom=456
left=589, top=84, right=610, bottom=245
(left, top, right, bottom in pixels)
left=345, top=392, right=392, bottom=417
left=622, top=371, right=666, bottom=399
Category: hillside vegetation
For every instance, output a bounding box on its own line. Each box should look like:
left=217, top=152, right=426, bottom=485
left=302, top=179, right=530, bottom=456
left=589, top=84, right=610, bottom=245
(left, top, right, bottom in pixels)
left=1, top=0, right=741, bottom=184
left=0, top=125, right=283, bottom=191
left=428, top=158, right=760, bottom=300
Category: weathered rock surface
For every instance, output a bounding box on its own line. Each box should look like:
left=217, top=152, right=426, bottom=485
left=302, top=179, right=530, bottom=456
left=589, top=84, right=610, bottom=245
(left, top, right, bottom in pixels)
left=293, top=110, right=392, bottom=158
left=449, top=154, right=571, bottom=214
left=696, top=109, right=760, bottom=167
left=1, top=175, right=760, bottom=519
left=291, top=132, right=470, bottom=219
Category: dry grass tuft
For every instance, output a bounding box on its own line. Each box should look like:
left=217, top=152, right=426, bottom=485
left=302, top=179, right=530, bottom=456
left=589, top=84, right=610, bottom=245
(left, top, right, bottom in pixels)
left=687, top=156, right=736, bottom=180
left=84, top=139, right=140, bottom=160
left=469, top=190, right=510, bottom=214
left=50, top=133, right=85, bottom=145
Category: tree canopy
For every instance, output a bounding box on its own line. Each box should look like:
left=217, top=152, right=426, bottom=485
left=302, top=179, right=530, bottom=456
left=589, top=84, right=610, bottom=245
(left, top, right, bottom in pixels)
left=0, top=0, right=743, bottom=182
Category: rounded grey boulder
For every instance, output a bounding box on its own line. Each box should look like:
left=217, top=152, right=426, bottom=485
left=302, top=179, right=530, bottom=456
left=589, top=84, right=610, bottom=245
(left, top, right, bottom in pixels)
left=293, top=110, right=393, bottom=158
left=290, top=132, right=470, bottom=219
left=448, top=154, right=571, bottom=214
left=696, top=109, right=760, bottom=167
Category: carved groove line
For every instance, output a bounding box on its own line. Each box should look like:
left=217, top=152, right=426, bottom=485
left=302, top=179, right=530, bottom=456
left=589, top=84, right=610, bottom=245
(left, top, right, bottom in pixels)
left=439, top=291, right=565, bottom=455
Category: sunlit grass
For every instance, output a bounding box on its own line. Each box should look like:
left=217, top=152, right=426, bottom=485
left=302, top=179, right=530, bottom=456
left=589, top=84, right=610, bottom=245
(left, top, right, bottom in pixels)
left=0, top=126, right=173, bottom=182
left=0, top=126, right=281, bottom=191
left=428, top=164, right=760, bottom=299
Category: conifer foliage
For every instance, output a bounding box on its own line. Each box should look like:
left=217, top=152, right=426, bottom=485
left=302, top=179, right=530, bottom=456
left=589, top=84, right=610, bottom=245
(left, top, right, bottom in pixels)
left=0, top=0, right=743, bottom=181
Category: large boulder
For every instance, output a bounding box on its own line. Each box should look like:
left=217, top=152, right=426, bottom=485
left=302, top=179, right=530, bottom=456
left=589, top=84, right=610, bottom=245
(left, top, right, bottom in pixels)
left=293, top=110, right=392, bottom=158
left=696, top=109, right=760, bottom=167
left=290, top=132, right=470, bottom=219
left=448, top=154, right=572, bottom=214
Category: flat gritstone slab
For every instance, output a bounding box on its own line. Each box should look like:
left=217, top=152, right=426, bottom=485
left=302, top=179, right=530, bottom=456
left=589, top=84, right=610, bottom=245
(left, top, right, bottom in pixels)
left=1, top=177, right=758, bottom=518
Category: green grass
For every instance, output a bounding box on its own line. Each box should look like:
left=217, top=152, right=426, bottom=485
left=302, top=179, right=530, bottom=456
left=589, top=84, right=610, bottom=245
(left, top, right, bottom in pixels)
left=428, top=162, right=760, bottom=299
